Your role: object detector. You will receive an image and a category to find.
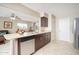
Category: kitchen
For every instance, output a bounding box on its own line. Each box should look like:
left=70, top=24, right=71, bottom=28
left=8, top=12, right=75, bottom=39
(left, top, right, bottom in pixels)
left=1, top=3, right=79, bottom=55
left=0, top=3, right=52, bottom=55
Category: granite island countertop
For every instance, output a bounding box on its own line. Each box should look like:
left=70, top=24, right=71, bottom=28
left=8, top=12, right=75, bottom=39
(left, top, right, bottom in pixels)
left=4, top=30, right=51, bottom=40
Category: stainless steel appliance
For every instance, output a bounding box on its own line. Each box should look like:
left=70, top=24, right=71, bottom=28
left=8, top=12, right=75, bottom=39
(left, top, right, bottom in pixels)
left=74, top=18, right=79, bottom=48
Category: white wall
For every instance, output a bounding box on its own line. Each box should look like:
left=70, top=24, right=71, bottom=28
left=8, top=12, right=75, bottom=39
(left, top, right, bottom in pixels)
left=56, top=17, right=74, bottom=43
left=51, top=15, right=56, bottom=40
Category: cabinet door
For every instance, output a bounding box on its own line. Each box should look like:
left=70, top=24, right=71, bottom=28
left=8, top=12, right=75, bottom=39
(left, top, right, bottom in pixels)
left=45, top=32, right=51, bottom=43
left=40, top=34, right=45, bottom=47
left=48, top=32, right=51, bottom=42
left=35, top=32, right=51, bottom=51
left=41, top=17, right=48, bottom=27
left=35, top=35, right=42, bottom=51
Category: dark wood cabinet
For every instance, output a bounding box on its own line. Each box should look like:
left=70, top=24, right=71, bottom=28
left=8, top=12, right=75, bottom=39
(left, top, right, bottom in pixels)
left=35, top=35, right=42, bottom=51
left=45, top=32, right=51, bottom=44
left=41, top=17, right=48, bottom=27
left=35, top=32, right=51, bottom=51
left=18, top=32, right=51, bottom=54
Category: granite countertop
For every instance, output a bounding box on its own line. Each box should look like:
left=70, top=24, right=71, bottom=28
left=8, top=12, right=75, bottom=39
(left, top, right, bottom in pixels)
left=4, top=30, right=51, bottom=40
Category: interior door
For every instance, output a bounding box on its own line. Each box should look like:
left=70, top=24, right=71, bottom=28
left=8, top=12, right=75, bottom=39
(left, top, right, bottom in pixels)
left=57, top=18, right=72, bottom=42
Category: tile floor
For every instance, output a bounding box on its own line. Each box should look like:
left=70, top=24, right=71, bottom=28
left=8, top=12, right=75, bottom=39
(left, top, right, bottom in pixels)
left=34, top=40, right=79, bottom=55
left=0, top=40, right=79, bottom=55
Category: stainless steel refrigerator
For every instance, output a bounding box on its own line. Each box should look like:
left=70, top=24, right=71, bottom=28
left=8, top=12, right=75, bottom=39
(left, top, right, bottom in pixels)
left=74, top=18, right=79, bottom=48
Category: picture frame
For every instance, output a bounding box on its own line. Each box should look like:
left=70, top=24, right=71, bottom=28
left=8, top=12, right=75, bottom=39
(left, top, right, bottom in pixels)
left=4, top=21, right=12, bottom=29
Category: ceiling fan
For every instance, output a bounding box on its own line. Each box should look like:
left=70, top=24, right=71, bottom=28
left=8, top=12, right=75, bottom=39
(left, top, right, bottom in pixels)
left=10, top=13, right=21, bottom=20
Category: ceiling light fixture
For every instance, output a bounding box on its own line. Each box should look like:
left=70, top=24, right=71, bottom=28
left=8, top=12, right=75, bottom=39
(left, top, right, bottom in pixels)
left=10, top=13, right=16, bottom=20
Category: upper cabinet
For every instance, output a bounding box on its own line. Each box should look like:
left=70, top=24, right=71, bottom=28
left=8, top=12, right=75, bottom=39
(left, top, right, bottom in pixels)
left=41, top=16, right=48, bottom=27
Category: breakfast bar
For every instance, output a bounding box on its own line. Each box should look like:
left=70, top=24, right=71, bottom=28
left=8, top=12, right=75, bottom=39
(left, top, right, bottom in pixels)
left=4, top=31, right=51, bottom=55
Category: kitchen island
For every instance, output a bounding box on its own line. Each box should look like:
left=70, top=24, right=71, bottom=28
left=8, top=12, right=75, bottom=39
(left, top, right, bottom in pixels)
left=4, top=31, right=51, bottom=55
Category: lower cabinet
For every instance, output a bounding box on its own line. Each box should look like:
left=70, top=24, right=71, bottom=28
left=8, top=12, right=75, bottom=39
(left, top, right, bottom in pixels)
left=45, top=32, right=51, bottom=44
left=35, top=32, right=51, bottom=51
left=19, top=32, right=51, bottom=54
left=35, top=35, right=42, bottom=51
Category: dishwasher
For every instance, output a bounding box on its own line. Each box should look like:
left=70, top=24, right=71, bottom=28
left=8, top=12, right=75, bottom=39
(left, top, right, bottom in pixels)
left=21, top=39, right=35, bottom=55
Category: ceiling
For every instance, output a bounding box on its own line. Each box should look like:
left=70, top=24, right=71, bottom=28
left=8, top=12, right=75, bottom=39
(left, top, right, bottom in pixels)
left=0, top=3, right=40, bottom=21
left=22, top=3, right=79, bottom=18
left=1, top=3, right=79, bottom=19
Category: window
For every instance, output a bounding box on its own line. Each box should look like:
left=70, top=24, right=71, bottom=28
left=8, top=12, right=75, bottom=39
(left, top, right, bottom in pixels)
left=17, top=23, right=28, bottom=30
